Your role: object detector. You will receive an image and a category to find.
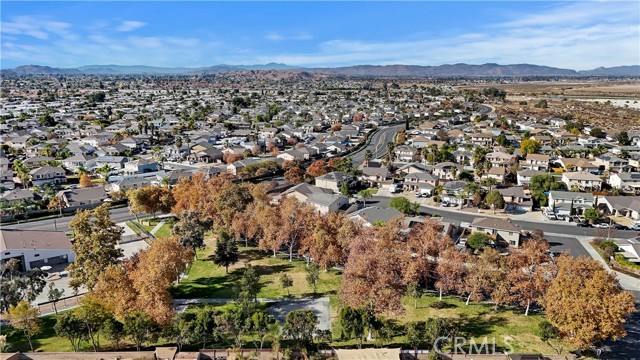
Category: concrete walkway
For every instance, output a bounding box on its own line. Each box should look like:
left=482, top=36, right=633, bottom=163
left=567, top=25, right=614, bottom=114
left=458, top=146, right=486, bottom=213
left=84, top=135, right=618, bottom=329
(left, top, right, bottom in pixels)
left=150, top=219, right=167, bottom=235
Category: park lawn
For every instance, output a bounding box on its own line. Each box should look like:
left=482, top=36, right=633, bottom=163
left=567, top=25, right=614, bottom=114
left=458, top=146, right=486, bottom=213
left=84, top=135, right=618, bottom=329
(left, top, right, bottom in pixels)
left=171, top=236, right=342, bottom=300
left=330, top=294, right=565, bottom=354
left=132, top=217, right=175, bottom=238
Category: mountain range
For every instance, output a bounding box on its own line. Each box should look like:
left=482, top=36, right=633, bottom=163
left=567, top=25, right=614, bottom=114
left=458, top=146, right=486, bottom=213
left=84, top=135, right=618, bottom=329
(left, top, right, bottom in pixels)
left=4, top=63, right=640, bottom=77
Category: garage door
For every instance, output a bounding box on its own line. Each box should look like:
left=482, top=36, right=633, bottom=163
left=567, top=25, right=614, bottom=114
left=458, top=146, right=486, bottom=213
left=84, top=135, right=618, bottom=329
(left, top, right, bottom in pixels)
left=46, top=255, right=68, bottom=266
left=29, top=259, right=46, bottom=269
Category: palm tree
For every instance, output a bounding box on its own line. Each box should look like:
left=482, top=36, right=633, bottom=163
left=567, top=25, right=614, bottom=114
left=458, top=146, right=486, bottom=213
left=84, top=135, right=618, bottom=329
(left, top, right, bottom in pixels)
left=482, top=177, right=497, bottom=192
left=96, top=164, right=112, bottom=182
left=364, top=150, right=373, bottom=165
left=76, top=166, right=89, bottom=176
left=13, top=160, right=31, bottom=189
left=463, top=182, right=480, bottom=208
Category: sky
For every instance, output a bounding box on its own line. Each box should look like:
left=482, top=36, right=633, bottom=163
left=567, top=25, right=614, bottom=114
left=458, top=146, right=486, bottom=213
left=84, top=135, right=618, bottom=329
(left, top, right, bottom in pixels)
left=1, top=1, right=639, bottom=70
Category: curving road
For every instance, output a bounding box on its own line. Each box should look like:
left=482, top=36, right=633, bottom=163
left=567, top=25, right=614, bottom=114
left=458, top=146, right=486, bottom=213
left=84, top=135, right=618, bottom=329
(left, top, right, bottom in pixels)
left=350, top=124, right=404, bottom=165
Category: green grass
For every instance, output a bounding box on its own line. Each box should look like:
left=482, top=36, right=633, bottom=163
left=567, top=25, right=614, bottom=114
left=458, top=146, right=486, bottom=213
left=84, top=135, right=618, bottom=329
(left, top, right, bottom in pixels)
left=131, top=217, right=175, bottom=238
left=615, top=254, right=640, bottom=272
left=171, top=236, right=342, bottom=299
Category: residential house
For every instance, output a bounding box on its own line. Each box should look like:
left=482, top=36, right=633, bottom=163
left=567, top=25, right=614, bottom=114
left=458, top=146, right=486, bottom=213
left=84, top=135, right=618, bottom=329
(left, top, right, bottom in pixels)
left=557, top=158, right=600, bottom=174
left=315, top=171, right=352, bottom=193
left=483, top=166, right=506, bottom=184
left=95, top=156, right=129, bottom=170
left=349, top=206, right=403, bottom=227
left=108, top=176, right=152, bottom=193
left=394, top=145, right=418, bottom=162
left=441, top=181, right=466, bottom=206
left=0, top=229, right=75, bottom=271
left=469, top=217, right=522, bottom=248
left=359, top=165, right=390, bottom=187
left=486, top=151, right=512, bottom=168
left=598, top=196, right=640, bottom=220
left=548, top=191, right=595, bottom=216
left=404, top=172, right=438, bottom=195
left=124, top=159, right=158, bottom=175
left=609, top=172, right=640, bottom=193
left=432, top=162, right=463, bottom=182
left=470, top=133, right=493, bottom=147
left=497, top=186, right=532, bottom=212
left=61, top=154, right=97, bottom=172
left=521, top=154, right=549, bottom=171
left=613, top=238, right=640, bottom=262
left=593, top=154, right=633, bottom=173
left=57, top=186, right=107, bottom=209
left=1, top=189, right=36, bottom=204
left=561, top=172, right=602, bottom=191
left=29, top=166, right=66, bottom=187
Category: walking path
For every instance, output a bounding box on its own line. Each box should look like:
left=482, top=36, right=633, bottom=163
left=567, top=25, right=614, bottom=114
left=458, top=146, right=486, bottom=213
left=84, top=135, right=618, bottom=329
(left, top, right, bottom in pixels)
left=150, top=219, right=167, bottom=235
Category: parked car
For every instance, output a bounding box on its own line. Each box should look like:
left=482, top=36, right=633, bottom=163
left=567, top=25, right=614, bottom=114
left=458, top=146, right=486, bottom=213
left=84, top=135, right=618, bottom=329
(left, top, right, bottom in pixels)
left=440, top=202, right=450, bottom=207
left=593, top=223, right=611, bottom=229
left=613, top=224, right=630, bottom=230
left=576, top=222, right=591, bottom=227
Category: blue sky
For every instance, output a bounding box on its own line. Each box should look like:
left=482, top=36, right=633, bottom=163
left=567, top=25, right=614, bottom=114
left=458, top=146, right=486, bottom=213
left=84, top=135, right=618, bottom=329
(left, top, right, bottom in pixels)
left=1, top=1, right=639, bottom=70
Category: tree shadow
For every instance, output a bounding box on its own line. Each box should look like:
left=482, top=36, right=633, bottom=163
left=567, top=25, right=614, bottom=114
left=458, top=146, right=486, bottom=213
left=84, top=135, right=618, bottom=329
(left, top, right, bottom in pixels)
left=457, top=313, right=508, bottom=338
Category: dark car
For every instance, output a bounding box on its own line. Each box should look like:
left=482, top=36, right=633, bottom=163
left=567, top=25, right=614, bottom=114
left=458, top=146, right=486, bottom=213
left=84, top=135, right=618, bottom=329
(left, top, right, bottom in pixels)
left=576, top=222, right=591, bottom=227
left=613, top=224, right=630, bottom=230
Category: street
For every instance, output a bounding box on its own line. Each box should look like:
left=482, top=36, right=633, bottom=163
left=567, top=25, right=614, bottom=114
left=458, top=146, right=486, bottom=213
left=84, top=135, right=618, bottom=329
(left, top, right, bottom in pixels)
left=350, top=124, right=404, bottom=165
left=3, top=206, right=141, bottom=232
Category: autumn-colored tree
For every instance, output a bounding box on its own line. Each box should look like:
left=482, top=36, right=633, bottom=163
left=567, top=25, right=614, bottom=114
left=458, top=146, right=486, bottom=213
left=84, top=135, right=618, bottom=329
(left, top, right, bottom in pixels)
left=130, top=236, right=193, bottom=326
left=404, top=219, right=453, bottom=284
left=128, top=186, right=175, bottom=219
left=435, top=248, right=467, bottom=300
left=284, top=166, right=305, bottom=184
left=211, top=181, right=254, bottom=228
left=90, top=265, right=137, bottom=320
left=223, top=152, right=243, bottom=164
left=508, top=239, right=553, bottom=316
left=7, top=301, right=41, bottom=352
left=68, top=203, right=123, bottom=291
left=263, top=197, right=316, bottom=262
left=79, top=174, right=94, bottom=188
left=300, top=212, right=361, bottom=270
left=171, top=172, right=210, bottom=216
left=306, top=160, right=329, bottom=177
left=520, top=138, right=542, bottom=156
left=340, top=219, right=409, bottom=314
left=543, top=255, right=636, bottom=349
left=478, top=248, right=511, bottom=310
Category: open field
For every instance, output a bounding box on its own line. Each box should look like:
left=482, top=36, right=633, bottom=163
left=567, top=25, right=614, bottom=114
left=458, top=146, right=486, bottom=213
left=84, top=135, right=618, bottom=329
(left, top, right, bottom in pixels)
left=458, top=80, right=640, bottom=98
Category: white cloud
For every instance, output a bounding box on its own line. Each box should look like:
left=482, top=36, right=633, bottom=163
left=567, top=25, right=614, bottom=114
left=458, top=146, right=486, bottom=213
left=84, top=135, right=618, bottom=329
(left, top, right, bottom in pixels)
left=116, top=20, right=146, bottom=32
left=265, top=32, right=312, bottom=41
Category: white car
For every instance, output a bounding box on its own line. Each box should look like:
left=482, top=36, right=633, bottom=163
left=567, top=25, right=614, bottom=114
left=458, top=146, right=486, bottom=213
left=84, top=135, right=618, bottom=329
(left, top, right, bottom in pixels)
left=593, top=223, right=610, bottom=228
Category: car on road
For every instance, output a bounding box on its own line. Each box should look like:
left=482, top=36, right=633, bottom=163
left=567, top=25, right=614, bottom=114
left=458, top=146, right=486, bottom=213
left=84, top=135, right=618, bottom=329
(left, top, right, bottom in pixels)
left=576, top=222, right=591, bottom=227
left=593, top=223, right=611, bottom=228
left=613, top=224, right=630, bottom=230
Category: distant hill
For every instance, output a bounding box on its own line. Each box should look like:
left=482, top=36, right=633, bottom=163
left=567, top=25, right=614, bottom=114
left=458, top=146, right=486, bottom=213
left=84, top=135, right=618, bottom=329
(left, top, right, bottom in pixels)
left=5, top=63, right=640, bottom=77
left=309, top=63, right=581, bottom=77
left=578, top=65, right=640, bottom=76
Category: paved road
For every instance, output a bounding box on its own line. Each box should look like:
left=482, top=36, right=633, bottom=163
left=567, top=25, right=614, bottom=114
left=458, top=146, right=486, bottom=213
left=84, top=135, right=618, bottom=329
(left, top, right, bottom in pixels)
left=4, top=207, right=141, bottom=232
left=476, top=104, right=493, bottom=114
left=350, top=125, right=404, bottom=165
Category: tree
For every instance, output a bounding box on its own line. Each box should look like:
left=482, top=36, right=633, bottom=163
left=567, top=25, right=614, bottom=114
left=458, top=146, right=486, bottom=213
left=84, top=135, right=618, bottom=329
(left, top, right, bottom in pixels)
left=340, top=219, right=408, bottom=314
left=339, top=307, right=367, bottom=348
left=583, top=208, right=601, bottom=223
left=250, top=311, right=275, bottom=350
left=306, top=160, right=329, bottom=177
left=74, top=297, right=110, bottom=351
left=485, top=189, right=505, bottom=211
left=508, top=239, right=552, bottom=316
left=103, top=317, right=125, bottom=350
left=405, top=322, right=423, bottom=357
left=435, top=248, right=467, bottom=300
left=47, top=283, right=64, bottom=314
left=68, top=203, right=123, bottom=291
left=129, top=236, right=193, bottom=326
left=7, top=301, right=41, bottom=352
left=280, top=273, right=293, bottom=296
left=406, top=282, right=422, bottom=309
left=284, top=166, right=305, bottom=184
left=128, top=186, right=175, bottom=219
left=283, top=309, right=318, bottom=346
left=467, top=232, right=491, bottom=251
left=617, top=131, right=631, bottom=146
left=123, top=310, right=157, bottom=351
left=590, top=127, right=605, bottom=138
left=543, top=255, right=636, bottom=349
left=166, top=312, right=194, bottom=352
left=520, top=138, right=542, bottom=156
left=79, top=174, right=94, bottom=188
left=217, top=307, right=249, bottom=348
left=389, top=196, right=419, bottom=215
left=0, top=263, right=47, bottom=313
left=55, top=312, right=87, bottom=352
left=214, top=231, right=239, bottom=274
left=172, top=210, right=212, bottom=253
left=305, top=263, right=320, bottom=294
left=340, top=181, right=351, bottom=197
left=192, top=307, right=217, bottom=349
left=539, top=320, right=564, bottom=355
left=237, top=264, right=261, bottom=311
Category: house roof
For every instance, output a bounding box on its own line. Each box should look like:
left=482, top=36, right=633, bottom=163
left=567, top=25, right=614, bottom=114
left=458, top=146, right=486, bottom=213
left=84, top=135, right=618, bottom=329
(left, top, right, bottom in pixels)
left=562, top=172, right=602, bottom=181
left=59, top=186, right=107, bottom=204
left=549, top=190, right=594, bottom=202
left=350, top=206, right=402, bottom=225
left=315, top=171, right=352, bottom=183
left=471, top=217, right=520, bottom=233
left=1, top=229, right=72, bottom=251
left=602, top=196, right=640, bottom=212
left=497, top=186, right=526, bottom=198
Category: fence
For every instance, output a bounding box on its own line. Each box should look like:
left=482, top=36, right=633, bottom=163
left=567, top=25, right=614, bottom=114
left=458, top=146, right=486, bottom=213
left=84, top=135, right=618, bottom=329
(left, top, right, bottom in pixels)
left=37, top=292, right=86, bottom=315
